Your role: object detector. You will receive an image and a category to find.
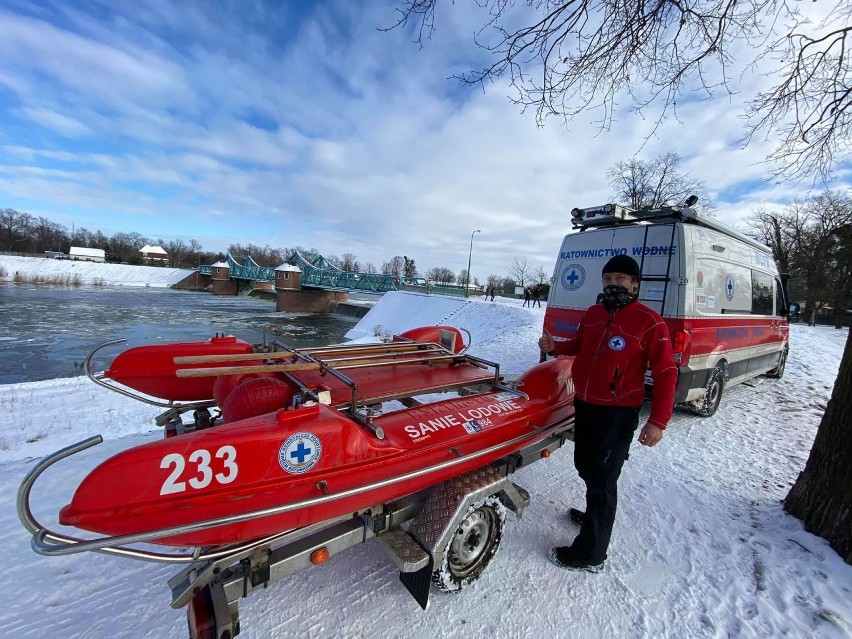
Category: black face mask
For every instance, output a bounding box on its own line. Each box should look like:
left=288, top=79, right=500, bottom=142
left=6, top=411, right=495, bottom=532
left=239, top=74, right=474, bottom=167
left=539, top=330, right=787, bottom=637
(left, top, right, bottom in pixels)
left=601, top=284, right=637, bottom=312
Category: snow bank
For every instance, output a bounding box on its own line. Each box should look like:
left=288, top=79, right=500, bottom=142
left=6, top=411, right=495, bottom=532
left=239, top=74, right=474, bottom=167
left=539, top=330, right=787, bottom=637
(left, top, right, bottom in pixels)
left=0, top=255, right=193, bottom=287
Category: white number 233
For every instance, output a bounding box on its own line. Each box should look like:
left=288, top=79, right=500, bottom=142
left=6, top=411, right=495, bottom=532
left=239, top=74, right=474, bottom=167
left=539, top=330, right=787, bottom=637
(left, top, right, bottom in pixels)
left=159, top=446, right=238, bottom=495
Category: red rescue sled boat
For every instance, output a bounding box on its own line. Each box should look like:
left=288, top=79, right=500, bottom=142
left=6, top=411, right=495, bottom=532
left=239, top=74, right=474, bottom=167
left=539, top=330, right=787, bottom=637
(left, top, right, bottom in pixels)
left=22, top=326, right=575, bottom=549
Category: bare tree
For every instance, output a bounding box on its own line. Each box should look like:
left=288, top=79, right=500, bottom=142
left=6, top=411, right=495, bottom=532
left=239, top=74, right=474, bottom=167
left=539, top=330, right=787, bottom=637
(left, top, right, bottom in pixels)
left=389, top=1, right=851, bottom=184
left=457, top=268, right=469, bottom=288
left=382, top=255, right=406, bottom=275
left=0, top=208, right=34, bottom=251
left=750, top=192, right=852, bottom=324
left=427, top=266, right=456, bottom=284
left=508, top=255, right=531, bottom=288
left=606, top=153, right=711, bottom=210
left=389, top=0, right=852, bottom=562
left=340, top=253, right=359, bottom=272
left=32, top=217, right=70, bottom=254
left=165, top=239, right=188, bottom=268
left=532, top=265, right=548, bottom=286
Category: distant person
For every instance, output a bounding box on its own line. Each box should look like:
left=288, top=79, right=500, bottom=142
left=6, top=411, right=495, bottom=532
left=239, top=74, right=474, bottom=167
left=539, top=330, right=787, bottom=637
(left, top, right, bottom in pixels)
left=538, top=255, right=677, bottom=573
left=490, top=286, right=495, bottom=301
left=532, top=285, right=542, bottom=308
left=523, top=287, right=531, bottom=307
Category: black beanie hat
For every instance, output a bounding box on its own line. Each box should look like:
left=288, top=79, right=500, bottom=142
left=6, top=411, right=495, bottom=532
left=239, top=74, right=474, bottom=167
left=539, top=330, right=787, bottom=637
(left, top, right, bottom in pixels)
left=602, top=255, right=640, bottom=279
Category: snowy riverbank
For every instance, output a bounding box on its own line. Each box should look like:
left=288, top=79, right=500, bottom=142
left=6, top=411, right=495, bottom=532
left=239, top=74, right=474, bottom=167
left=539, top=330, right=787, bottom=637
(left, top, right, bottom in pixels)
left=0, top=255, right=192, bottom=287
left=1, top=291, right=850, bottom=638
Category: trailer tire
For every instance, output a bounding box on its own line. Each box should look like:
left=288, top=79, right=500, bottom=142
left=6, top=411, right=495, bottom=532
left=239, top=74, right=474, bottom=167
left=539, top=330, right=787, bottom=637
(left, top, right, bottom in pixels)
left=765, top=347, right=788, bottom=379
left=432, top=495, right=505, bottom=593
left=690, top=363, right=725, bottom=417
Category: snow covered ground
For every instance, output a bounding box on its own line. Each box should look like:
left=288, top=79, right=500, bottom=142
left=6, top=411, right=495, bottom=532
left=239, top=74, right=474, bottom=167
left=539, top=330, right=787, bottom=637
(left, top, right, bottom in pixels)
left=1, top=283, right=851, bottom=637
left=0, top=255, right=192, bottom=287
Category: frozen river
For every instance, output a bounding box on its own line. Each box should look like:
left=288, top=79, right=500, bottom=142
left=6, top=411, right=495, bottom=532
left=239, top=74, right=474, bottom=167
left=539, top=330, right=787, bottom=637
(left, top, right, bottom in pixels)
left=0, top=285, right=359, bottom=384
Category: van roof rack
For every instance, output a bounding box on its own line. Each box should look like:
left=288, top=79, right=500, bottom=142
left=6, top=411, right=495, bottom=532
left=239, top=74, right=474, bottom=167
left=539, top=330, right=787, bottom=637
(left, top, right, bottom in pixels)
left=569, top=202, right=771, bottom=253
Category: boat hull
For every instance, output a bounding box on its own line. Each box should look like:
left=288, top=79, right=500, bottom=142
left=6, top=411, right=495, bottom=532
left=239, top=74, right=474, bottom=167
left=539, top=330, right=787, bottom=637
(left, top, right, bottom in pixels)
left=59, top=357, right=575, bottom=546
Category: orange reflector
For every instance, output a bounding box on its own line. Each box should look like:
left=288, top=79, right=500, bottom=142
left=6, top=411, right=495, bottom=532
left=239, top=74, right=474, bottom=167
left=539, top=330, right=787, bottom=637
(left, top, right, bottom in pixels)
left=541, top=449, right=551, bottom=458
left=310, top=548, right=330, bottom=565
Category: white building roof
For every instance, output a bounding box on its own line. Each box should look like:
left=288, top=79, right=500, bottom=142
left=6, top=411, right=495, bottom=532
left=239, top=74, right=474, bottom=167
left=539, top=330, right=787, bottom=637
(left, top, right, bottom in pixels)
left=275, top=263, right=301, bottom=272
left=70, top=246, right=105, bottom=258
left=211, top=261, right=229, bottom=268
left=139, top=244, right=168, bottom=255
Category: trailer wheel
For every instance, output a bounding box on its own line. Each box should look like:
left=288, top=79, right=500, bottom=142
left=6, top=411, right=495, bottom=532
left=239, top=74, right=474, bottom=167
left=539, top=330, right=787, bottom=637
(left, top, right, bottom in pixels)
left=690, top=364, right=725, bottom=417
left=432, top=495, right=505, bottom=593
left=765, top=347, right=788, bottom=379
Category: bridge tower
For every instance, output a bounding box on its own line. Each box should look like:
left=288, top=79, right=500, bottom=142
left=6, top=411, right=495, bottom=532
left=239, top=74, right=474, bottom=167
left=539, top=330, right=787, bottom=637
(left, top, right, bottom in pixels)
left=211, top=260, right=238, bottom=296
left=275, top=263, right=348, bottom=313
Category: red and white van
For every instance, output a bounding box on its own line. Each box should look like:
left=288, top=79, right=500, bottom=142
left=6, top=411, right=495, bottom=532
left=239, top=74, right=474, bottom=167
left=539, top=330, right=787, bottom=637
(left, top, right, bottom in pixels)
left=543, top=201, right=792, bottom=416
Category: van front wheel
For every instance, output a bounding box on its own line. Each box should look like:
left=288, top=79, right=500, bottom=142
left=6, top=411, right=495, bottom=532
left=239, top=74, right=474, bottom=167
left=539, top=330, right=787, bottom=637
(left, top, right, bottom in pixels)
left=690, top=364, right=725, bottom=417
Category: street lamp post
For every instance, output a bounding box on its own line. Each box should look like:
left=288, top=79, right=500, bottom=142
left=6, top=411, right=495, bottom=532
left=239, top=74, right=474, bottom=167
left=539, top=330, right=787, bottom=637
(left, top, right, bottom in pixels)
left=466, top=229, right=481, bottom=298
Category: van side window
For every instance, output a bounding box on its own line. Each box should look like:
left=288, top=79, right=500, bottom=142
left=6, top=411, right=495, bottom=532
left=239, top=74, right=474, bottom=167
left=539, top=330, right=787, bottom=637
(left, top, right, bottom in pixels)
left=751, top=271, right=773, bottom=316
left=774, top=279, right=786, bottom=317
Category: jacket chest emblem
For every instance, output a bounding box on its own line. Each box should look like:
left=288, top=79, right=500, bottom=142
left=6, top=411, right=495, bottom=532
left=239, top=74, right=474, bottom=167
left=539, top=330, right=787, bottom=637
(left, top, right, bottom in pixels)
left=608, top=336, right=626, bottom=351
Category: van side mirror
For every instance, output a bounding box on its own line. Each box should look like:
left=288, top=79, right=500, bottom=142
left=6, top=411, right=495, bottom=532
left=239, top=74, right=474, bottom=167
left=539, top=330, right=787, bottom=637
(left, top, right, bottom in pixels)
left=788, top=303, right=800, bottom=317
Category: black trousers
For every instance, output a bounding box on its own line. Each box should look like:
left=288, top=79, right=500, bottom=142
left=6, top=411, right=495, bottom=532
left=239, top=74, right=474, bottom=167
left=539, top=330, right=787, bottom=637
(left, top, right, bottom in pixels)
left=570, top=399, right=640, bottom=563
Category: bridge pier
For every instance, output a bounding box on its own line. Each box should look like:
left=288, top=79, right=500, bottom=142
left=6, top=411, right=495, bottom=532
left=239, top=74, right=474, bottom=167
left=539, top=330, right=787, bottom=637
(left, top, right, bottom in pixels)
left=274, top=262, right=348, bottom=313
left=275, top=289, right=349, bottom=313
left=211, top=261, right=238, bottom=295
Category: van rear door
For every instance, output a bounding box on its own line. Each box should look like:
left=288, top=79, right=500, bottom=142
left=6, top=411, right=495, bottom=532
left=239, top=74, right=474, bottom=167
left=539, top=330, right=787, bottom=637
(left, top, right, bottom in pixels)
left=544, top=224, right=682, bottom=342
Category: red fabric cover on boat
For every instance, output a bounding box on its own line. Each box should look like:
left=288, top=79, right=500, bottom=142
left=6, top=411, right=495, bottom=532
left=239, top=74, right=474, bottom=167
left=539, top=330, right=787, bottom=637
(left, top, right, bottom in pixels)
left=212, top=365, right=275, bottom=408
left=514, top=356, right=575, bottom=403
left=396, top=326, right=465, bottom=353
left=104, top=336, right=254, bottom=401
left=221, top=377, right=293, bottom=423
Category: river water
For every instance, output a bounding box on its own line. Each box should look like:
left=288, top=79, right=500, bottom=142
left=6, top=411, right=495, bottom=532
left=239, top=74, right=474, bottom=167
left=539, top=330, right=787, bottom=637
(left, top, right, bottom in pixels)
left=0, top=285, right=361, bottom=384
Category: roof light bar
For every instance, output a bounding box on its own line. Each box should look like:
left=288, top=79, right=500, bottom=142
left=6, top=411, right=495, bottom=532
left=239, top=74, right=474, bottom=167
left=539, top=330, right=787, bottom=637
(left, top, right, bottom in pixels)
left=570, top=203, right=637, bottom=227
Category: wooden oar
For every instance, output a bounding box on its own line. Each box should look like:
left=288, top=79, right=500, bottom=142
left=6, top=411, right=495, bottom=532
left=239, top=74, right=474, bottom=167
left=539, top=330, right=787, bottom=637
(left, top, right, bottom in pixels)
left=175, top=353, right=461, bottom=378
left=176, top=362, right=323, bottom=377
left=174, top=351, right=297, bottom=365
left=174, top=343, right=442, bottom=365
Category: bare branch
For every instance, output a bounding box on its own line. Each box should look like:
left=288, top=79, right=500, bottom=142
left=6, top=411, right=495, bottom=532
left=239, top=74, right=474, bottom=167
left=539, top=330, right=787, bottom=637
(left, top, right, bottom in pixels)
left=389, top=0, right=851, bottom=184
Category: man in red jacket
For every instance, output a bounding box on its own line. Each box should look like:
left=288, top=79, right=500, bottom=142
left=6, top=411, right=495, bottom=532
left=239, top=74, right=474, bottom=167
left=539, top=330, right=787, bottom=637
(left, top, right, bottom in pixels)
left=539, top=254, right=677, bottom=572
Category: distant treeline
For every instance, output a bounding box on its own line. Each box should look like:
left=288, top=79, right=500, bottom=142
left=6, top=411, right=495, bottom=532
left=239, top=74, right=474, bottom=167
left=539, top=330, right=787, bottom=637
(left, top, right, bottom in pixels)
left=0, top=207, right=553, bottom=297
left=0, top=207, right=366, bottom=271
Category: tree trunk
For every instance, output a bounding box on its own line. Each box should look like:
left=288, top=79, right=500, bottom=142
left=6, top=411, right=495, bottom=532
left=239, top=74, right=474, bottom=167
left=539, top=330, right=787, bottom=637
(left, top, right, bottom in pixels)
left=784, top=329, right=852, bottom=563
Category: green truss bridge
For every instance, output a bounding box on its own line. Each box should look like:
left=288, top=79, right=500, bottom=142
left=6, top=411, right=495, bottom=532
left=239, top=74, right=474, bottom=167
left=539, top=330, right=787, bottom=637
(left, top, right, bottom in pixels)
left=199, top=252, right=403, bottom=293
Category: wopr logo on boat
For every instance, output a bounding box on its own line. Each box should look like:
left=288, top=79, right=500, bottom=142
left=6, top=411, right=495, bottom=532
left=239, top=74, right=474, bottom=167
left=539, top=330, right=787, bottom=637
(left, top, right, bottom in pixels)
left=279, top=432, right=322, bottom=474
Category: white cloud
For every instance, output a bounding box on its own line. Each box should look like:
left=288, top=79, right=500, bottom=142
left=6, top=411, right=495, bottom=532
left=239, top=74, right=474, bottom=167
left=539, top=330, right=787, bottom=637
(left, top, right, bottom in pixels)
left=0, top=1, right=849, bottom=280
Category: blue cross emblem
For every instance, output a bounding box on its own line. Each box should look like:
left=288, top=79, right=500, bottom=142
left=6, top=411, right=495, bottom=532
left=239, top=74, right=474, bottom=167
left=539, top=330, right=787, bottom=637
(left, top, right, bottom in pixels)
left=290, top=441, right=312, bottom=464
left=561, top=263, right=586, bottom=291
left=279, top=432, right=322, bottom=474
left=725, top=275, right=735, bottom=301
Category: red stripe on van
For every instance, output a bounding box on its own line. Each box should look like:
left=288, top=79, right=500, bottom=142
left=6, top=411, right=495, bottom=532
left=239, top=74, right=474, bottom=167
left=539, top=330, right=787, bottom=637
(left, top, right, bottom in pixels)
left=543, top=307, right=789, bottom=367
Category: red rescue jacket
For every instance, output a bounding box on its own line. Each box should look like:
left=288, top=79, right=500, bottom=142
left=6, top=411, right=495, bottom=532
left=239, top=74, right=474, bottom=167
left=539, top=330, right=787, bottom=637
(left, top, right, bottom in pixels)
left=552, top=300, right=677, bottom=429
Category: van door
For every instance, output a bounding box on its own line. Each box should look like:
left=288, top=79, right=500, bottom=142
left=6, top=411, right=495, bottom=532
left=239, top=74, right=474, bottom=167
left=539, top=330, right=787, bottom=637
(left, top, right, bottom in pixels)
left=544, top=224, right=682, bottom=343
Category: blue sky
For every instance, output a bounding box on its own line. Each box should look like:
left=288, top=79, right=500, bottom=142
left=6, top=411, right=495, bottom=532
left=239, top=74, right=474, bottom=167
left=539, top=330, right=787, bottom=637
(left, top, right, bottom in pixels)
left=0, top=0, right=849, bottom=281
